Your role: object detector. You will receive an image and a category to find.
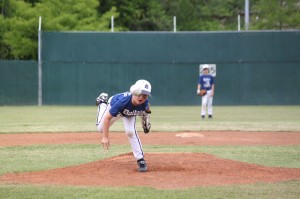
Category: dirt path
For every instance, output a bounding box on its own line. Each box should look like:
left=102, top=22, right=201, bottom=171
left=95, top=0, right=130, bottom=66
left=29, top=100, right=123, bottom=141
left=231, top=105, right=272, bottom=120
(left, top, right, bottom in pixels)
left=1, top=131, right=299, bottom=147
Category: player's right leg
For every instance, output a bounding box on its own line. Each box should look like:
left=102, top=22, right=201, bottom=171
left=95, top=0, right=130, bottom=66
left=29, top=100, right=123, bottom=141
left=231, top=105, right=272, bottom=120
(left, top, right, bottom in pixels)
left=201, top=95, right=208, bottom=118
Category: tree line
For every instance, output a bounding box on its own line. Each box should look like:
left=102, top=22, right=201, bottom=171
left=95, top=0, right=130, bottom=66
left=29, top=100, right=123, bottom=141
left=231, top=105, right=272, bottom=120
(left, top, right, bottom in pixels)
left=0, top=0, right=299, bottom=60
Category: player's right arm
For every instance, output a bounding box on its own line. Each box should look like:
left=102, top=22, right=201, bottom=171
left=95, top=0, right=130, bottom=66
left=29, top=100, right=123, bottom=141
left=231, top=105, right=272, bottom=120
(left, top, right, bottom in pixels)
left=102, top=112, right=113, bottom=150
left=197, top=80, right=202, bottom=94
left=197, top=84, right=201, bottom=93
left=197, top=76, right=202, bottom=95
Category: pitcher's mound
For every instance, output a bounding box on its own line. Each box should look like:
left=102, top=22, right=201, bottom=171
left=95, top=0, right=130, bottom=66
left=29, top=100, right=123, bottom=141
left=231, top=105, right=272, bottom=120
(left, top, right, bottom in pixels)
left=1, top=153, right=300, bottom=189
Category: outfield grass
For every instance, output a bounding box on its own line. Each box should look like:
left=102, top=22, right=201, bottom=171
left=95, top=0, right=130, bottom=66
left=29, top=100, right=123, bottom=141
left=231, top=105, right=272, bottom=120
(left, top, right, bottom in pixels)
left=0, top=106, right=299, bottom=198
left=0, top=106, right=300, bottom=133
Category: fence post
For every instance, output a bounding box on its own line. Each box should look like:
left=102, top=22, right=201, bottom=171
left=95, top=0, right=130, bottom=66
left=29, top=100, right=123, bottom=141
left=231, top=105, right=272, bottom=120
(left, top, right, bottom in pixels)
left=173, top=16, right=176, bottom=32
left=245, top=0, right=249, bottom=30
left=38, top=16, right=42, bottom=106
left=111, top=16, right=114, bottom=32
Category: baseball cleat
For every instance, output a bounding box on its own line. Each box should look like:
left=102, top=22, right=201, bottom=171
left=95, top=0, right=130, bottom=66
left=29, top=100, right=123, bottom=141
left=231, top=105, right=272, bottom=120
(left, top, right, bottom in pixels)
left=96, top=93, right=108, bottom=106
left=201, top=115, right=205, bottom=119
left=137, top=158, right=148, bottom=172
left=208, top=115, right=213, bottom=119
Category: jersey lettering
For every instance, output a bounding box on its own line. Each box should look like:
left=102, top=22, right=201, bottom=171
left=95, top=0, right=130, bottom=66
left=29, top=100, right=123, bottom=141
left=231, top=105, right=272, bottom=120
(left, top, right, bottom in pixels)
left=109, top=92, right=149, bottom=117
left=122, top=109, right=144, bottom=116
left=203, top=78, right=211, bottom=88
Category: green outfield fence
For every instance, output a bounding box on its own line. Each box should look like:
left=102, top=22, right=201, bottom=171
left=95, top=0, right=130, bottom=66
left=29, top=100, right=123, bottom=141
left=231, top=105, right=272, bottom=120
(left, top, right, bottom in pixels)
left=0, top=60, right=38, bottom=105
left=1, top=31, right=300, bottom=105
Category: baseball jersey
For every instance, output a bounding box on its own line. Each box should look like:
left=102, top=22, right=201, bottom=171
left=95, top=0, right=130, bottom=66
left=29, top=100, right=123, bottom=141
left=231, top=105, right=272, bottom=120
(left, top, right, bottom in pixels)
left=198, top=74, right=214, bottom=91
left=109, top=92, right=149, bottom=117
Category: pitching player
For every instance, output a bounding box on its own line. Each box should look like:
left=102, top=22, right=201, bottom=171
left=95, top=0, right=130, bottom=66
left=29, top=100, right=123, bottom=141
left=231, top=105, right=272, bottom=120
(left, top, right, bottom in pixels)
left=197, top=64, right=215, bottom=119
left=95, top=80, right=152, bottom=172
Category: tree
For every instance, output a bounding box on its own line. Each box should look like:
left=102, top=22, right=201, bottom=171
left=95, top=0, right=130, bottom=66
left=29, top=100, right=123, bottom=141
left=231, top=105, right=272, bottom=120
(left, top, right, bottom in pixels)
left=1, top=0, right=299, bottom=60
left=159, top=0, right=246, bottom=31
left=0, top=0, right=33, bottom=59
left=252, top=0, right=300, bottom=30
left=98, top=0, right=172, bottom=31
left=0, top=0, right=120, bottom=59
left=23, top=0, right=40, bottom=6
left=0, top=15, right=10, bottom=59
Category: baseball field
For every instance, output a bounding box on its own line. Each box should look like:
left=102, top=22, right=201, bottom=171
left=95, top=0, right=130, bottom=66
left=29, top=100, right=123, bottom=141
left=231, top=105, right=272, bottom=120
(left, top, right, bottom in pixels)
left=0, top=106, right=299, bottom=198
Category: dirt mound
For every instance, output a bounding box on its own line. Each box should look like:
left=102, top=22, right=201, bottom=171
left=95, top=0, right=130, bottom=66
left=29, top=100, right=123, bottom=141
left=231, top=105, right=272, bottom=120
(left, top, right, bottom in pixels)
left=1, top=153, right=300, bottom=189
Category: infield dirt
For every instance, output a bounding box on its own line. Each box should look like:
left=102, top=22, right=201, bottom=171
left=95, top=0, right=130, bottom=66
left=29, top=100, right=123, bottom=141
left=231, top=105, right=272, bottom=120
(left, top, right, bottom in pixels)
left=0, top=132, right=300, bottom=189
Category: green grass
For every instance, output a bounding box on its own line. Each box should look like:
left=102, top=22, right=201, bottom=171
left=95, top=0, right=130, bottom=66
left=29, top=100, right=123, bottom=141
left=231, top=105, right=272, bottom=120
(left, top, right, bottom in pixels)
left=0, top=105, right=299, bottom=198
left=1, top=144, right=299, bottom=175
left=0, top=106, right=97, bottom=133
left=0, top=144, right=131, bottom=175
left=144, top=145, right=300, bottom=168
left=0, top=106, right=300, bottom=133
left=0, top=181, right=299, bottom=199
left=152, top=106, right=300, bottom=132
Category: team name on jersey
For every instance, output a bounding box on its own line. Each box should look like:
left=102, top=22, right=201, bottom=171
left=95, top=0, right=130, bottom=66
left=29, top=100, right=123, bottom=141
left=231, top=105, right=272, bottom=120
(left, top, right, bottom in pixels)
left=203, top=77, right=211, bottom=82
left=122, top=109, right=144, bottom=117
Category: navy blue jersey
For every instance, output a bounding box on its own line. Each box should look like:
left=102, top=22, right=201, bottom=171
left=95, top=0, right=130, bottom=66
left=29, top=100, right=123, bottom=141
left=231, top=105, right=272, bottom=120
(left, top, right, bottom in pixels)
left=109, top=92, right=149, bottom=117
left=198, top=74, right=214, bottom=91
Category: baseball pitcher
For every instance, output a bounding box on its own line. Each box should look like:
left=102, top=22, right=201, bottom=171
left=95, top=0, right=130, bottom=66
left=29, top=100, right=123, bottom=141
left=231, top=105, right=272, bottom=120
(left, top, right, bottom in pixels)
left=95, top=80, right=152, bottom=172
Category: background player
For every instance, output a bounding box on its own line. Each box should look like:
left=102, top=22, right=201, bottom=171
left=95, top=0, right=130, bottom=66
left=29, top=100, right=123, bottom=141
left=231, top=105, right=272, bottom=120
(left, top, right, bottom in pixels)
left=197, top=64, right=215, bottom=119
left=95, top=80, right=152, bottom=172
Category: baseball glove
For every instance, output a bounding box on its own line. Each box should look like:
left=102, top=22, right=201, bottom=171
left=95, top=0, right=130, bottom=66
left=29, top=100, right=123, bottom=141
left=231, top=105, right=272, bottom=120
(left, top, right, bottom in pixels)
left=199, top=89, right=207, bottom=96
left=141, top=110, right=151, bottom=134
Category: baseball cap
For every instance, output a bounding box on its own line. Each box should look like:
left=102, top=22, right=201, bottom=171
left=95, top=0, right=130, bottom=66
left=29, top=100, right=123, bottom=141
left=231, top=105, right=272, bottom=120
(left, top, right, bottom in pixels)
left=203, top=64, right=210, bottom=69
left=130, top=79, right=152, bottom=96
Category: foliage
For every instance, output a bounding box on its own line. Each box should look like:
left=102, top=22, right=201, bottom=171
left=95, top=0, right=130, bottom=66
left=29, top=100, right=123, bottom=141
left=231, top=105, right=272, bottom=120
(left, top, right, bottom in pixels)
left=252, top=0, right=300, bottom=30
left=160, top=0, right=244, bottom=31
left=34, top=0, right=119, bottom=31
left=98, top=0, right=172, bottom=31
left=0, top=0, right=15, bottom=17
left=0, top=0, right=299, bottom=60
left=0, top=0, right=119, bottom=59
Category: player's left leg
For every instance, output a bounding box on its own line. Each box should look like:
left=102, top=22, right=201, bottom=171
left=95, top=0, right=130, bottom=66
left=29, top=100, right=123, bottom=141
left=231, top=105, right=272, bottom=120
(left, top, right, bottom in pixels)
left=207, top=90, right=213, bottom=118
left=96, top=96, right=119, bottom=133
left=122, top=116, right=147, bottom=172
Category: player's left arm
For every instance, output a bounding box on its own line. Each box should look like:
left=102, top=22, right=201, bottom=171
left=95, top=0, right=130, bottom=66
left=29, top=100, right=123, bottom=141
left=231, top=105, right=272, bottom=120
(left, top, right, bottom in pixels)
left=145, top=102, right=151, bottom=113
left=210, top=76, right=215, bottom=97
left=210, top=84, right=215, bottom=97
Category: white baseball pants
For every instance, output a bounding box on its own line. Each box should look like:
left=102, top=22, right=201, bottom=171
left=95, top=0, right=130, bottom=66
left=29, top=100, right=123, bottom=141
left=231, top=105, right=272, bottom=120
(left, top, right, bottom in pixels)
left=201, top=90, right=213, bottom=116
left=96, top=101, right=144, bottom=160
